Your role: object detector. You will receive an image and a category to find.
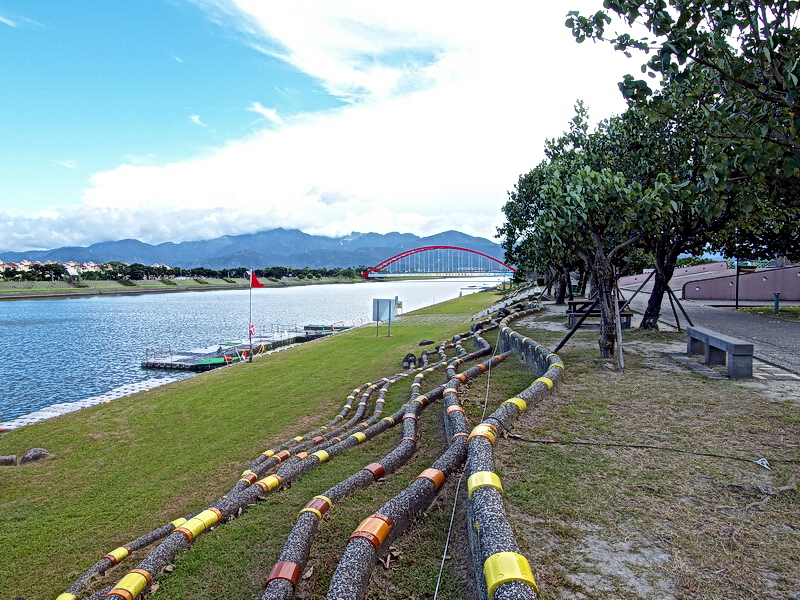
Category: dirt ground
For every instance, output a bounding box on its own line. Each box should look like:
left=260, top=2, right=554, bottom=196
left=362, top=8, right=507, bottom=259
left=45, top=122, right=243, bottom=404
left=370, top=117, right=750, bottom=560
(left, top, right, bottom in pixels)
left=493, top=313, right=800, bottom=600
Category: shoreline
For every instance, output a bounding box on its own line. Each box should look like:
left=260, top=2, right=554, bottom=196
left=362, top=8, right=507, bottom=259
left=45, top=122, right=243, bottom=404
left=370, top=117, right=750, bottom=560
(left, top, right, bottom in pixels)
left=0, top=277, right=373, bottom=300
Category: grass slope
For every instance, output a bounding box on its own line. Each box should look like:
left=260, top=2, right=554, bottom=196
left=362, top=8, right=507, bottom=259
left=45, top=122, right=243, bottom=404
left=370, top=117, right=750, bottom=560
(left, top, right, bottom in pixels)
left=0, top=292, right=497, bottom=599
left=3, top=294, right=798, bottom=600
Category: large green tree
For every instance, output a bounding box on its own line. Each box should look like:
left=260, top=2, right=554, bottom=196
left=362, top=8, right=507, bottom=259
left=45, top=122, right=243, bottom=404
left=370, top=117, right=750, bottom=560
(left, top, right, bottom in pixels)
left=566, top=0, right=800, bottom=207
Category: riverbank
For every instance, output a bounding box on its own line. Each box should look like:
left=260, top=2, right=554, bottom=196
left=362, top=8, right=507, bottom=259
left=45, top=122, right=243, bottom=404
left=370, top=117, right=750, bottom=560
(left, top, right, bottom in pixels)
left=0, top=276, right=370, bottom=300
left=1, top=294, right=796, bottom=599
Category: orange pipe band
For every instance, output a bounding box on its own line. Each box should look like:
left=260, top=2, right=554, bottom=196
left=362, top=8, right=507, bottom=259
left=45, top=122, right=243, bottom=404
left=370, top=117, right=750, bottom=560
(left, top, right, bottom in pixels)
left=479, top=364, right=488, bottom=372
left=275, top=450, right=291, bottom=462
left=363, top=462, right=385, bottom=480
left=443, top=388, right=458, bottom=396
left=266, top=561, right=301, bottom=587
left=313, top=436, right=325, bottom=444
left=402, top=413, right=418, bottom=421
left=416, top=468, right=446, bottom=490
left=401, top=437, right=417, bottom=445
left=457, top=373, right=468, bottom=382
left=295, top=452, right=309, bottom=460
left=446, top=405, right=464, bottom=415
left=350, top=514, right=393, bottom=549
left=451, top=432, right=468, bottom=442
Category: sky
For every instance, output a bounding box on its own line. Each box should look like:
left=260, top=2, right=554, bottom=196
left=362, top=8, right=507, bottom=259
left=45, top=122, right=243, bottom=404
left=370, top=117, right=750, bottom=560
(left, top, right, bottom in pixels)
left=0, top=0, right=644, bottom=253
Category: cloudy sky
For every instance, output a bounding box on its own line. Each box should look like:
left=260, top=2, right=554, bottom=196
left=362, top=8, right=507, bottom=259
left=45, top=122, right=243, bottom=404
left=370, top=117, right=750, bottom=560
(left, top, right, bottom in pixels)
left=0, top=0, right=641, bottom=253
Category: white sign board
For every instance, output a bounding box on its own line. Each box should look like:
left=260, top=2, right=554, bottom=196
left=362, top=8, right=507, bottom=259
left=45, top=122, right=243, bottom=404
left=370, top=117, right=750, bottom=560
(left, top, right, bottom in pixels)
left=372, top=298, right=397, bottom=322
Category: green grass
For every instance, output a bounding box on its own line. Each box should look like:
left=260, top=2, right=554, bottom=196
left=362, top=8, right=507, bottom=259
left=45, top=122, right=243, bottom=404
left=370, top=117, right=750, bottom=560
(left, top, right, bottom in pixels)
left=0, top=292, right=498, bottom=599
left=5, top=298, right=797, bottom=600
left=735, top=305, right=800, bottom=322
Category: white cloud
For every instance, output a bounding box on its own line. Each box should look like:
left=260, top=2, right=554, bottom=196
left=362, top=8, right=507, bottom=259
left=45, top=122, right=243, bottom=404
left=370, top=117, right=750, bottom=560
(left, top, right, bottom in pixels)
left=248, top=102, right=283, bottom=126
left=0, top=15, right=16, bottom=27
left=4, top=1, right=644, bottom=252
left=189, top=115, right=206, bottom=126
left=173, top=55, right=184, bottom=63
left=56, top=160, right=77, bottom=169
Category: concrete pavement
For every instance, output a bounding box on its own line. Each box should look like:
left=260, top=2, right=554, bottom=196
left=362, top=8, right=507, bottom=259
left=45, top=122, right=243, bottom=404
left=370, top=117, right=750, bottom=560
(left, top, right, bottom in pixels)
left=620, top=278, right=800, bottom=375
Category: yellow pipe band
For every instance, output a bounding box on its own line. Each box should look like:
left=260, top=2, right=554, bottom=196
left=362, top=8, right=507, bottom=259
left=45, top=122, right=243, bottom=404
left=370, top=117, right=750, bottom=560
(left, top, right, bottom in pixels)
left=299, top=506, right=323, bottom=520
left=467, top=471, right=503, bottom=499
left=106, top=546, right=131, bottom=563
left=257, top=474, right=282, bottom=492
left=170, top=517, right=187, bottom=528
left=535, top=377, right=554, bottom=389
left=262, top=449, right=275, bottom=458
left=56, top=594, right=77, bottom=600
left=545, top=353, right=558, bottom=360
left=293, top=436, right=304, bottom=442
left=311, top=450, right=330, bottom=462
left=351, top=432, right=367, bottom=443
left=484, top=552, right=539, bottom=599
left=108, top=571, right=148, bottom=600
left=468, top=424, right=497, bottom=445
left=382, top=416, right=395, bottom=425
left=550, top=363, right=565, bottom=369
left=503, top=397, right=527, bottom=412
left=343, top=405, right=352, bottom=410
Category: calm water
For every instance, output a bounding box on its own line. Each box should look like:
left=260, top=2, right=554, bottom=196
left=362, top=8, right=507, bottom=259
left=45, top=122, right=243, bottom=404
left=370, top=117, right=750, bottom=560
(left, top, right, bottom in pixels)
left=0, top=278, right=499, bottom=421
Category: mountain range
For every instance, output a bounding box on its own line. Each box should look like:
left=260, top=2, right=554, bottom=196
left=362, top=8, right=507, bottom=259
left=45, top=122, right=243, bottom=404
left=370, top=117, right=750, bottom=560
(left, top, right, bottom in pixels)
left=0, top=229, right=506, bottom=270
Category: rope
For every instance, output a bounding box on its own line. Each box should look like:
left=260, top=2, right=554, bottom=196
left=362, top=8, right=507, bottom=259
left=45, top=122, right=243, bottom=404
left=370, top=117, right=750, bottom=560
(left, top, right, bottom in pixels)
left=433, top=332, right=500, bottom=598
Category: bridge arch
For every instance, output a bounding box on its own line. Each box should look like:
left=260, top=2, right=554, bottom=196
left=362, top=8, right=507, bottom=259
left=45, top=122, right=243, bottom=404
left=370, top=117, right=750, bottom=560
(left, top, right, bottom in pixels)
left=362, top=246, right=516, bottom=278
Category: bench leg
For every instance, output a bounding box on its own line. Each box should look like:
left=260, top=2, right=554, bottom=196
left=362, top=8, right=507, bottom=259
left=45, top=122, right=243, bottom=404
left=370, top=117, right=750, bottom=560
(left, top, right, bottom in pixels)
left=728, top=354, right=753, bottom=378
left=705, top=345, right=726, bottom=365
left=687, top=337, right=704, bottom=355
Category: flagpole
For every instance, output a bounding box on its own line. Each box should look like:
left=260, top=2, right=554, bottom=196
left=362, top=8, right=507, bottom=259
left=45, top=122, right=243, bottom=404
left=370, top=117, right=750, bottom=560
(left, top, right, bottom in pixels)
left=248, top=271, right=253, bottom=362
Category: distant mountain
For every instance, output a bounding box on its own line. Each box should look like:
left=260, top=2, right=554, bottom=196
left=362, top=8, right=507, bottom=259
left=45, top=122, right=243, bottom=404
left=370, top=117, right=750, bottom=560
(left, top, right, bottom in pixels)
left=0, top=228, right=506, bottom=270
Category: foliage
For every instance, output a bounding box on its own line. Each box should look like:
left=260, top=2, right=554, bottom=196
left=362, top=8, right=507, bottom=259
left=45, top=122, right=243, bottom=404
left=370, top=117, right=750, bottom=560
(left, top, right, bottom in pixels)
left=566, top=0, right=800, bottom=209
left=674, top=256, right=718, bottom=268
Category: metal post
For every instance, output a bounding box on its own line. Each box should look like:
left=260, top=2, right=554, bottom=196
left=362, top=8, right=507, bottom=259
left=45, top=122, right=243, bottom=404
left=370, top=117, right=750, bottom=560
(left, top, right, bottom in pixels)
left=613, top=287, right=624, bottom=374
left=735, top=260, right=740, bottom=310
left=774, top=292, right=781, bottom=314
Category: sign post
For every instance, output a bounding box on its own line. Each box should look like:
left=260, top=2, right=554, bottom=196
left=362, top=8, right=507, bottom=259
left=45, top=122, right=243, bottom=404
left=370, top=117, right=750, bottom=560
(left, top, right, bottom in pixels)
left=373, top=298, right=397, bottom=337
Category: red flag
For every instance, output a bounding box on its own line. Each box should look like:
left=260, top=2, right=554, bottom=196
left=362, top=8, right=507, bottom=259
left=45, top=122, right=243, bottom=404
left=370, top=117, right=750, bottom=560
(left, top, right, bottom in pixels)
left=250, top=271, right=265, bottom=288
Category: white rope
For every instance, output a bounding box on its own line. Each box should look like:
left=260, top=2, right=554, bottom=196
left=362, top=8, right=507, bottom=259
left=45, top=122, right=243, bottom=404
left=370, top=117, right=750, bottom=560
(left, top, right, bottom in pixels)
left=433, top=334, right=499, bottom=598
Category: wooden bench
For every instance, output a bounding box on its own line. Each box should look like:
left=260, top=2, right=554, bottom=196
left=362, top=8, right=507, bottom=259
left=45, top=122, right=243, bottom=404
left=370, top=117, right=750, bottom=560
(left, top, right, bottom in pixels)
left=566, top=300, right=632, bottom=329
left=686, top=326, right=753, bottom=378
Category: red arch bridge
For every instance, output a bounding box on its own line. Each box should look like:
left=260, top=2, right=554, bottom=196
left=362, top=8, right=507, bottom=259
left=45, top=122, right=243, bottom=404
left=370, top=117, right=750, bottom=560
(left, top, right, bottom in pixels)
left=362, top=246, right=516, bottom=278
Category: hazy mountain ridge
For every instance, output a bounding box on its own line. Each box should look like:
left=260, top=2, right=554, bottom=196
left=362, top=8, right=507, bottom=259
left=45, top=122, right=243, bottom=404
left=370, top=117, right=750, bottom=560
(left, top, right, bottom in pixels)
left=1, top=229, right=505, bottom=269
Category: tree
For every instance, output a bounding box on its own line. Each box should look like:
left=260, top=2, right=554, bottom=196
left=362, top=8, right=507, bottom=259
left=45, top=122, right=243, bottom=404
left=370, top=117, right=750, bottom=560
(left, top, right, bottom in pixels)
left=566, top=1, right=800, bottom=207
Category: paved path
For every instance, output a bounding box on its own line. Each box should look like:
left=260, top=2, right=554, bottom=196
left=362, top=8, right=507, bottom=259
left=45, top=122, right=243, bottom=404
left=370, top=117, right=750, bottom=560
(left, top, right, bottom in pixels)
left=620, top=282, right=800, bottom=374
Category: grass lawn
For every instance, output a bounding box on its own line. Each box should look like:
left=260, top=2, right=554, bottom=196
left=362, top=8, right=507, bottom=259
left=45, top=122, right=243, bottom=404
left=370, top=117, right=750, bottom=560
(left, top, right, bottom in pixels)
left=2, top=293, right=797, bottom=600
left=735, top=305, right=800, bottom=323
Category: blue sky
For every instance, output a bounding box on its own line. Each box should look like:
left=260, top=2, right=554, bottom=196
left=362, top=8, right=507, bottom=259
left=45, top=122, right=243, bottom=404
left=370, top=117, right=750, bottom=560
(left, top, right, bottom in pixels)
left=1, top=1, right=640, bottom=253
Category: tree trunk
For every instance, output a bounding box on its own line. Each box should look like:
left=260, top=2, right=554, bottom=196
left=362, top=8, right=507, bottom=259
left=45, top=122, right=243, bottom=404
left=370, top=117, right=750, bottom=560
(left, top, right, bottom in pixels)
left=594, top=249, right=617, bottom=358
left=555, top=274, right=567, bottom=305
left=640, top=249, right=680, bottom=330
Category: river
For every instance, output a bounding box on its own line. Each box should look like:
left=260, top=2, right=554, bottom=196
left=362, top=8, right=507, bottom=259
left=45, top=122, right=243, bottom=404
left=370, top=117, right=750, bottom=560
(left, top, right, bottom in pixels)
left=0, top=278, right=500, bottom=423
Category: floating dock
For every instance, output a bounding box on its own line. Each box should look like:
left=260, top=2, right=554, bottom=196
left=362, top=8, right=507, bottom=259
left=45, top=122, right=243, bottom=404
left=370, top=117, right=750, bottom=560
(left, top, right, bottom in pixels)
left=141, top=323, right=356, bottom=371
